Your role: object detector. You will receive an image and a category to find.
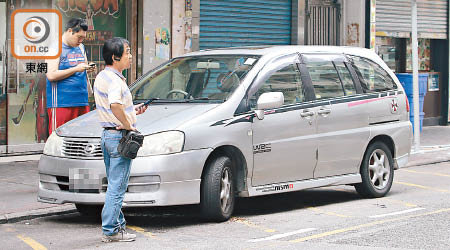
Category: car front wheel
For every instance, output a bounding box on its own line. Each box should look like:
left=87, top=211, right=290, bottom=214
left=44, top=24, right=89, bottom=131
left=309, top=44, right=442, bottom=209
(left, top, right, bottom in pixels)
left=201, top=155, right=235, bottom=222
left=355, top=141, right=394, bottom=198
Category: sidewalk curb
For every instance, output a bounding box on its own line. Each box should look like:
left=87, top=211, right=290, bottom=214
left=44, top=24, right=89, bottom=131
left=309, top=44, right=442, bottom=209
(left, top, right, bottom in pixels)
left=405, top=158, right=450, bottom=168
left=0, top=205, right=77, bottom=224
left=404, top=147, right=450, bottom=168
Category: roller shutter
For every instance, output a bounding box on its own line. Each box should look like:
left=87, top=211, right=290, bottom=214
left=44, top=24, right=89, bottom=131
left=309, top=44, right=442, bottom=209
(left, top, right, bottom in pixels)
left=199, top=0, right=292, bottom=49
left=375, top=0, right=448, bottom=39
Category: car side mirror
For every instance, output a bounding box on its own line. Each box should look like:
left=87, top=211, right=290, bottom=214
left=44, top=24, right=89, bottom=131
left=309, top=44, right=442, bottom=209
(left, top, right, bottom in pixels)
left=255, top=92, right=284, bottom=120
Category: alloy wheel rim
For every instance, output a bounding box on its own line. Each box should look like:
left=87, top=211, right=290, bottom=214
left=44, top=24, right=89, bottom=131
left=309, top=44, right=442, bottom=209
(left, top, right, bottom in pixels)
left=220, top=169, right=231, bottom=212
left=368, top=149, right=390, bottom=190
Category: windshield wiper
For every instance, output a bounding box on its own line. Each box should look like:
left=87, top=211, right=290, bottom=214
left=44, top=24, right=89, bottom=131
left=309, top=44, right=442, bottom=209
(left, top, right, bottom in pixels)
left=192, top=97, right=211, bottom=101
left=183, top=97, right=225, bottom=103
left=135, top=98, right=182, bottom=105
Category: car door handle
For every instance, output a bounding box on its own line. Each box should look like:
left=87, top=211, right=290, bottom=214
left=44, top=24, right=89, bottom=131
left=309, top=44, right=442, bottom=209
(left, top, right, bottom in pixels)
left=300, top=111, right=315, bottom=117
left=317, top=109, right=331, bottom=115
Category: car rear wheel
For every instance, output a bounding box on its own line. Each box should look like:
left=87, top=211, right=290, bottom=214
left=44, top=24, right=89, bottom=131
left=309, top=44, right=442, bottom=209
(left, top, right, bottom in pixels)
left=355, top=141, right=394, bottom=198
left=75, top=204, right=103, bottom=217
left=201, top=155, right=235, bottom=222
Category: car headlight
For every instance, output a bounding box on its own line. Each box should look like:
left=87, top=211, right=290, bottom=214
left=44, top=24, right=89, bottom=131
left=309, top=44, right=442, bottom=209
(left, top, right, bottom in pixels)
left=137, top=131, right=185, bottom=157
left=43, top=132, right=64, bottom=156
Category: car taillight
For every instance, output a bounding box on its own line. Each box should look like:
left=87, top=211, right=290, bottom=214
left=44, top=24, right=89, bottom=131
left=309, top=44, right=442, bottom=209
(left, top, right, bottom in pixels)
left=405, top=95, right=410, bottom=113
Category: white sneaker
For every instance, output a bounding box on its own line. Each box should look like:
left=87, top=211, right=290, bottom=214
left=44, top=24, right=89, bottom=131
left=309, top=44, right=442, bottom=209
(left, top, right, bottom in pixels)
left=102, top=228, right=136, bottom=242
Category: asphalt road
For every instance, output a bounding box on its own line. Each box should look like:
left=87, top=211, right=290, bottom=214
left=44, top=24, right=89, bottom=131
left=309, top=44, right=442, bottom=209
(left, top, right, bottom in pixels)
left=2, top=162, right=450, bottom=250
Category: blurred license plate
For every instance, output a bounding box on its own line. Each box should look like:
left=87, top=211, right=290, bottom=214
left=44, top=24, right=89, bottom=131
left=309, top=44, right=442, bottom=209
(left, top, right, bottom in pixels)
left=69, top=168, right=102, bottom=192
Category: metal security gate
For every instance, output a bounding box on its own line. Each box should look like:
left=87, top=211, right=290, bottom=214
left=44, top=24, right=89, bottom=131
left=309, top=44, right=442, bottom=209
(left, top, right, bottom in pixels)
left=199, top=0, right=292, bottom=49
left=305, top=0, right=340, bottom=45
left=376, top=0, right=448, bottom=39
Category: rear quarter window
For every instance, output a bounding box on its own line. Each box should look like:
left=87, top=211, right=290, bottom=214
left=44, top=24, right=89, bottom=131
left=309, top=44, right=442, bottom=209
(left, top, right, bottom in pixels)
left=349, top=56, right=398, bottom=92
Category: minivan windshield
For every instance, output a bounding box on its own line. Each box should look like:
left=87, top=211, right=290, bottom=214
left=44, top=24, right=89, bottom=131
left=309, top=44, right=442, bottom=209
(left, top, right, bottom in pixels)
left=130, top=55, right=260, bottom=103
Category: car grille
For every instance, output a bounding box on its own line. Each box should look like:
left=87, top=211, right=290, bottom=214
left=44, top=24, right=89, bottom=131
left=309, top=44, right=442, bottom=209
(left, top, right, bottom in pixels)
left=62, top=138, right=103, bottom=159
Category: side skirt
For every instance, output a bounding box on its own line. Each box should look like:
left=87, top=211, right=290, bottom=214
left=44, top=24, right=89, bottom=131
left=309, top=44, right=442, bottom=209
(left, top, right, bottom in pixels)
left=243, top=174, right=361, bottom=197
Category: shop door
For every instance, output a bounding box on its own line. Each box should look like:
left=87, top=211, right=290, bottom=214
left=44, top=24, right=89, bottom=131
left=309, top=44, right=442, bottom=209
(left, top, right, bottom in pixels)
left=199, top=0, right=292, bottom=49
left=305, top=0, right=340, bottom=45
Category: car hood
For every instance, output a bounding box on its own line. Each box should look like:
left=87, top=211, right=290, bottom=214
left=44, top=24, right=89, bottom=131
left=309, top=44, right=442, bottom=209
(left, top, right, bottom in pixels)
left=56, top=104, right=220, bottom=138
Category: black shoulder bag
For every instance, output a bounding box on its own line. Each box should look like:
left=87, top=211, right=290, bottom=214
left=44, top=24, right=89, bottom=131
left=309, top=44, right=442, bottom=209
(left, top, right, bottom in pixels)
left=117, top=130, right=144, bottom=159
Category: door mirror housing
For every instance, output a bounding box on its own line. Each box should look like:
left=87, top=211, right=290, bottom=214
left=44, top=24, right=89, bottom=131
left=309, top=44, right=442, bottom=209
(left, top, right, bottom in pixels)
left=255, top=92, right=284, bottom=120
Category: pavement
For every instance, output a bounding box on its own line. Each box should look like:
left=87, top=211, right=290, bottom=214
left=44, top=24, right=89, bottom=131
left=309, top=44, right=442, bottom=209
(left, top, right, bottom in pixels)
left=1, top=125, right=450, bottom=224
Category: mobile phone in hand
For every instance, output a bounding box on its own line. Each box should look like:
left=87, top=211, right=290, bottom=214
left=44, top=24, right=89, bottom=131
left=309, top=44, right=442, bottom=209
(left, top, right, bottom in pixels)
left=89, top=62, right=96, bottom=68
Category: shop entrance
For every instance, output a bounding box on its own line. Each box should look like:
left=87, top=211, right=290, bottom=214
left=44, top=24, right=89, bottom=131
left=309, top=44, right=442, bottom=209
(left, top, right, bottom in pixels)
left=305, top=0, right=340, bottom=46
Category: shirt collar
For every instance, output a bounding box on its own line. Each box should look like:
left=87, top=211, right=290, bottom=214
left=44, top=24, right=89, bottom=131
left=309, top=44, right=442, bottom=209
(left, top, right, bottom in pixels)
left=105, top=66, right=126, bottom=81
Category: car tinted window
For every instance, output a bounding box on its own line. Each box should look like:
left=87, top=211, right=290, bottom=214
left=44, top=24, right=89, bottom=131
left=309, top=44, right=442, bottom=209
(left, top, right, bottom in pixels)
left=349, top=56, right=398, bottom=92
left=334, top=62, right=356, bottom=96
left=305, top=60, right=345, bottom=100
left=251, top=64, right=305, bottom=109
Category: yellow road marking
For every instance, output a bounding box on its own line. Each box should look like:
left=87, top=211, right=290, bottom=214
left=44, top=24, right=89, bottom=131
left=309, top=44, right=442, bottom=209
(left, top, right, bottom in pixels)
left=395, top=181, right=450, bottom=193
left=290, top=207, right=450, bottom=243
left=230, top=217, right=276, bottom=233
left=380, top=197, right=417, bottom=207
left=306, top=206, right=352, bottom=218
left=5, top=227, right=17, bottom=232
left=401, top=169, right=450, bottom=178
left=127, top=225, right=156, bottom=238
left=17, top=235, right=47, bottom=250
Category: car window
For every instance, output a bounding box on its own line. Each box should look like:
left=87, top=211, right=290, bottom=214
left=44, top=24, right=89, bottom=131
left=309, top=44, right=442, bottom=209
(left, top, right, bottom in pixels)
left=305, top=59, right=345, bottom=100
left=251, top=64, right=305, bottom=109
left=349, top=56, right=398, bottom=92
left=334, top=62, right=357, bottom=96
left=130, top=55, right=260, bottom=103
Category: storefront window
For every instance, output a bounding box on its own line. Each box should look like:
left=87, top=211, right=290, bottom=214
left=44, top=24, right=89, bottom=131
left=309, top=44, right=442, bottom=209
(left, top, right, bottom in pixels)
left=376, top=37, right=397, bottom=71
left=406, top=38, right=431, bottom=72
left=55, top=0, right=129, bottom=88
left=2, top=0, right=131, bottom=154
left=376, top=36, right=431, bottom=74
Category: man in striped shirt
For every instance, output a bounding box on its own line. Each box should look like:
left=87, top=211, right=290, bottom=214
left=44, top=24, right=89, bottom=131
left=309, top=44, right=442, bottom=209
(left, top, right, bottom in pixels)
left=93, top=37, right=147, bottom=243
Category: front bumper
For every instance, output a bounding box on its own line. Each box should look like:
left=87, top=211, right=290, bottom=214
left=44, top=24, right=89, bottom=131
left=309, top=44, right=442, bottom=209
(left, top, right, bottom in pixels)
left=38, top=148, right=212, bottom=206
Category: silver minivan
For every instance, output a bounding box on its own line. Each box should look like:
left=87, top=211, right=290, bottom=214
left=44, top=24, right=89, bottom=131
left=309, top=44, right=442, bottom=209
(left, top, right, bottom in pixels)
left=39, top=46, right=412, bottom=221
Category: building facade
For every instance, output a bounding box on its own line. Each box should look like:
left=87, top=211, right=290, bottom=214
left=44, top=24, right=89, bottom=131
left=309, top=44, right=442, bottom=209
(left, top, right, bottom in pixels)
left=0, top=0, right=138, bottom=154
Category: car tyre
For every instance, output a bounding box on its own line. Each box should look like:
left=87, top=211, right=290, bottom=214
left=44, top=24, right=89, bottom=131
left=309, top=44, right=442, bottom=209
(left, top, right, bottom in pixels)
left=355, top=141, right=394, bottom=198
left=75, top=204, right=103, bottom=217
left=201, top=155, right=235, bottom=222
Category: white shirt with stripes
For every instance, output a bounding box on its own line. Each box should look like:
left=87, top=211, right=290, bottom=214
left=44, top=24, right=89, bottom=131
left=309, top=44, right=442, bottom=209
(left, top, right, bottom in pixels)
left=93, top=67, right=137, bottom=128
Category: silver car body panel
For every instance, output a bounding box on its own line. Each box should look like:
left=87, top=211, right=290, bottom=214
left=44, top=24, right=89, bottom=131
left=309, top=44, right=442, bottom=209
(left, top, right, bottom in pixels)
left=250, top=54, right=317, bottom=186
left=247, top=174, right=361, bottom=197
left=38, top=148, right=212, bottom=206
left=39, top=46, right=412, bottom=206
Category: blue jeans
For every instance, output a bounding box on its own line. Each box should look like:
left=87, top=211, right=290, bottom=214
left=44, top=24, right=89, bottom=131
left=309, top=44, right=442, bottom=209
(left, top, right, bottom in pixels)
left=101, top=129, right=132, bottom=236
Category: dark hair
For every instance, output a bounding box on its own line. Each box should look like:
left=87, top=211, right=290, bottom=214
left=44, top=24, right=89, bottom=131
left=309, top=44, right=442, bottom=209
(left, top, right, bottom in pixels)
left=66, top=18, right=88, bottom=33
left=102, top=37, right=130, bottom=65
